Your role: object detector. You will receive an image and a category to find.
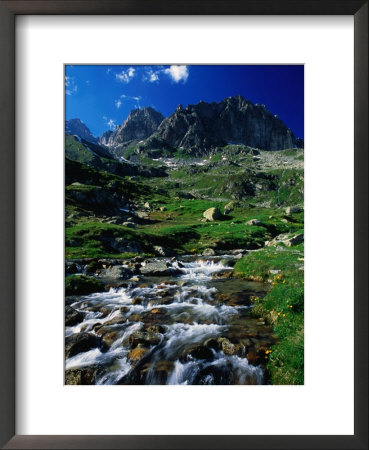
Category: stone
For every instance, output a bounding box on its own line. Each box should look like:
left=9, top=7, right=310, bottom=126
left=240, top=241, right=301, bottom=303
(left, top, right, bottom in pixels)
left=148, top=96, right=302, bottom=152
left=285, top=206, right=303, bottom=215
left=285, top=233, right=304, bottom=246
left=123, top=222, right=137, bottom=229
left=129, top=331, right=162, bottom=348
left=65, top=306, right=85, bottom=327
left=153, top=246, right=174, bottom=257
left=202, top=248, right=216, bottom=256
left=223, top=201, right=234, bottom=214
left=65, top=333, right=98, bottom=359
left=203, top=207, right=222, bottom=221
left=128, top=347, right=148, bottom=362
left=65, top=367, right=98, bottom=385
left=104, top=107, right=164, bottom=147
left=266, top=232, right=304, bottom=247
left=98, top=265, right=132, bottom=280
left=246, top=219, right=262, bottom=226
left=139, top=260, right=171, bottom=276
left=218, top=337, right=236, bottom=356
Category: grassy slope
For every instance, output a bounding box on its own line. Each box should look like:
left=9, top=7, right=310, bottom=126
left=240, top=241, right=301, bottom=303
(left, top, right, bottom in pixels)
left=65, top=145, right=304, bottom=384
left=234, top=244, right=304, bottom=384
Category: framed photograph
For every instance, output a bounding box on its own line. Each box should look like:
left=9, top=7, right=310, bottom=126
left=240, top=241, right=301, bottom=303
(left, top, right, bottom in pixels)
left=0, top=1, right=367, bottom=449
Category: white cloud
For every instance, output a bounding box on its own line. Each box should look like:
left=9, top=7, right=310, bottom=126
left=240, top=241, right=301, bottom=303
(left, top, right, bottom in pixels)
left=115, top=67, right=136, bottom=83
left=104, top=118, right=117, bottom=130
left=115, top=94, right=141, bottom=109
left=65, top=76, right=78, bottom=95
left=120, top=94, right=141, bottom=102
left=163, top=65, right=189, bottom=83
left=143, top=69, right=160, bottom=83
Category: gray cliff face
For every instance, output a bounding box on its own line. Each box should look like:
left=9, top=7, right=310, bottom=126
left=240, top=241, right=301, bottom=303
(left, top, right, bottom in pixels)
left=148, top=95, right=300, bottom=151
left=99, top=130, right=114, bottom=146
left=104, top=107, right=164, bottom=147
left=65, top=119, right=98, bottom=144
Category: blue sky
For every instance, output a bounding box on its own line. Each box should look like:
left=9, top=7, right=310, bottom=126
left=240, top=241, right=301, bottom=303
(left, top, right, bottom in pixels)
left=65, top=65, right=304, bottom=139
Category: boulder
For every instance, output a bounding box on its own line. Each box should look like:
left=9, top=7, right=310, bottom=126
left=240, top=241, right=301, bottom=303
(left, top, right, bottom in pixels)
left=285, top=233, right=304, bottom=246
left=139, top=260, right=171, bottom=276
left=246, top=219, right=262, bottom=226
left=218, top=337, right=236, bottom=356
left=128, top=347, right=148, bottom=362
left=129, top=331, right=162, bottom=348
left=153, top=246, right=175, bottom=257
left=203, top=207, right=222, bottom=221
left=265, top=233, right=304, bottom=247
left=98, top=265, right=133, bottom=280
left=65, top=306, right=85, bottom=327
left=285, top=206, right=303, bottom=215
left=202, top=248, right=216, bottom=256
left=65, top=333, right=98, bottom=359
left=223, top=201, right=234, bottom=214
left=65, top=367, right=98, bottom=385
left=123, top=222, right=137, bottom=229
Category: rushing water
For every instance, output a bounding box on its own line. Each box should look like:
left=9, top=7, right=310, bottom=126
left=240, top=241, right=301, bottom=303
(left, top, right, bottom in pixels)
left=65, top=257, right=275, bottom=385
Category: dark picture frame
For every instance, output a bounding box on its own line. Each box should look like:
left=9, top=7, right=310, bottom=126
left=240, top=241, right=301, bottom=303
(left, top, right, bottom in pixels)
left=0, top=1, right=367, bottom=449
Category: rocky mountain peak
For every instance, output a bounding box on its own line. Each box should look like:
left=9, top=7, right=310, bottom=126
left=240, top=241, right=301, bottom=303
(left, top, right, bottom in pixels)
left=65, top=118, right=98, bottom=144
left=144, top=95, right=301, bottom=151
left=103, top=107, right=164, bottom=147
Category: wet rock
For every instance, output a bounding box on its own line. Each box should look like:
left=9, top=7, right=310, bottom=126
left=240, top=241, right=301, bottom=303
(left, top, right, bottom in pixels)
left=202, top=248, right=216, bottom=256
left=139, top=260, right=171, bottom=276
left=100, top=306, right=113, bottom=318
left=218, top=337, right=236, bottom=356
left=129, top=331, right=162, bottom=348
left=101, top=331, right=118, bottom=350
left=65, top=262, right=80, bottom=275
left=128, top=347, right=148, bottom=362
left=144, top=324, right=167, bottom=334
left=204, top=338, right=220, bottom=351
left=65, top=366, right=98, bottom=385
left=183, top=345, right=214, bottom=362
left=65, top=306, right=85, bottom=326
left=100, top=315, right=127, bottom=328
left=132, top=297, right=144, bottom=305
left=65, top=333, right=98, bottom=359
left=212, top=270, right=232, bottom=279
left=245, top=349, right=262, bottom=365
left=203, top=207, right=222, bottom=221
left=153, top=246, right=175, bottom=257
left=98, top=265, right=133, bottom=280
left=150, top=308, right=165, bottom=315
left=129, top=314, right=142, bottom=322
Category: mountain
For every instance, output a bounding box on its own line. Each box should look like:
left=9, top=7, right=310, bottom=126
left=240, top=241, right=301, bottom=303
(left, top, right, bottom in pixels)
left=142, top=95, right=301, bottom=152
left=102, top=107, right=164, bottom=147
left=99, top=129, right=114, bottom=146
left=65, top=118, right=98, bottom=144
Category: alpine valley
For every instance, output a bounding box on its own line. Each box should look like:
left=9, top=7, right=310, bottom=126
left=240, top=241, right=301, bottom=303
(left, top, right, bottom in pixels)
left=65, top=95, right=304, bottom=386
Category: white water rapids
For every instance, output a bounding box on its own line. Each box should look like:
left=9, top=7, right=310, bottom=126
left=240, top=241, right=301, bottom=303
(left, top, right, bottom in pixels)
left=65, top=258, right=270, bottom=385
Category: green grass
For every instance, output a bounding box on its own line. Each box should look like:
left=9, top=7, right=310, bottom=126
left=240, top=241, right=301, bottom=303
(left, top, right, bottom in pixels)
left=65, top=274, right=104, bottom=295
left=234, top=244, right=304, bottom=384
